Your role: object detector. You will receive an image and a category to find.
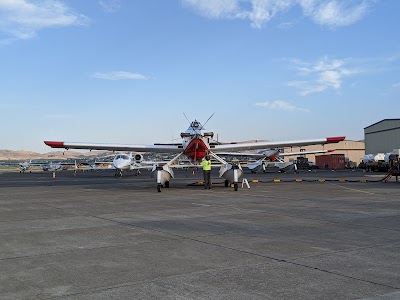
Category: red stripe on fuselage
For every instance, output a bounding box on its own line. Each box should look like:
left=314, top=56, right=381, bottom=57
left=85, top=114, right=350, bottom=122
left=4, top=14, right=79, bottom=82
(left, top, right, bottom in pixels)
left=184, top=138, right=209, bottom=160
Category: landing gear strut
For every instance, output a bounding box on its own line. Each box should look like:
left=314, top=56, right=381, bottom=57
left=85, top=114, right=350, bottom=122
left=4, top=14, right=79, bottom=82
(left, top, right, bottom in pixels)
left=156, top=166, right=163, bottom=192
left=232, top=164, right=239, bottom=191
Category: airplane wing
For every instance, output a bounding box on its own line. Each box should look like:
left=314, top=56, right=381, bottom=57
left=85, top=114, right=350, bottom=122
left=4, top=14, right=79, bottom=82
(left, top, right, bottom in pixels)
left=279, top=150, right=334, bottom=156
left=1, top=161, right=47, bottom=167
left=44, top=141, right=183, bottom=153
left=212, top=137, right=345, bottom=152
left=216, top=149, right=333, bottom=158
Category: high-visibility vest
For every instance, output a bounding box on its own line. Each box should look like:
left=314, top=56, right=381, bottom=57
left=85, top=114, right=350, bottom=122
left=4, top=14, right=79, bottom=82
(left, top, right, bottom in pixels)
left=200, top=159, right=211, bottom=171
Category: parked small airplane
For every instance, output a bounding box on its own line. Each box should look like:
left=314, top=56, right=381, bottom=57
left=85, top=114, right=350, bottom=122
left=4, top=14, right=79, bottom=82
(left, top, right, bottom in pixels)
left=112, top=152, right=155, bottom=177
left=19, top=159, right=37, bottom=173
left=44, top=118, right=345, bottom=192
left=75, top=161, right=115, bottom=171
left=75, top=153, right=155, bottom=177
left=42, top=161, right=72, bottom=172
left=226, top=149, right=335, bottom=173
left=3, top=159, right=46, bottom=173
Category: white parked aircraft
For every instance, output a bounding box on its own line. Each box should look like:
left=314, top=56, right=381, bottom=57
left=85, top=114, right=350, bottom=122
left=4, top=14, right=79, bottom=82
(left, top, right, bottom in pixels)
left=42, top=161, right=72, bottom=172
left=74, top=153, right=154, bottom=176
left=19, top=159, right=37, bottom=173
left=3, top=159, right=46, bottom=173
left=112, top=152, right=155, bottom=177
left=44, top=119, right=345, bottom=192
left=227, top=149, right=335, bottom=173
left=75, top=161, right=115, bottom=171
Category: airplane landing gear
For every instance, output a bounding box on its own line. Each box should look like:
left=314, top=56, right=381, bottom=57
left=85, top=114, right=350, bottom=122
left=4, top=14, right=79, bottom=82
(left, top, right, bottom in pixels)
left=156, top=166, right=163, bottom=192
left=115, top=169, right=123, bottom=178
left=233, top=164, right=239, bottom=192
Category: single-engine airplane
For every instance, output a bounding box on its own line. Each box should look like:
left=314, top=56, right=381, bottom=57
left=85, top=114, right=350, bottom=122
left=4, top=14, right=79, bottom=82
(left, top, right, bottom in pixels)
left=3, top=159, right=46, bottom=173
left=42, top=161, right=74, bottom=172
left=44, top=118, right=345, bottom=192
left=221, top=149, right=335, bottom=173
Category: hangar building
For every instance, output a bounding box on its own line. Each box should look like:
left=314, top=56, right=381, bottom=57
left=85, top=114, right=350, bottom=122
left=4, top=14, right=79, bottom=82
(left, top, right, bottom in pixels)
left=285, top=140, right=365, bottom=167
left=364, top=119, right=400, bottom=154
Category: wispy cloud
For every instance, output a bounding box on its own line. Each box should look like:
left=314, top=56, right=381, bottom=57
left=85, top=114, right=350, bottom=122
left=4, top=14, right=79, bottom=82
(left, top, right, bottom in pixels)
left=92, top=71, right=148, bottom=80
left=182, top=0, right=374, bottom=29
left=255, top=100, right=310, bottom=112
left=300, top=0, right=372, bottom=28
left=287, top=57, right=358, bottom=95
left=98, top=0, right=122, bottom=13
left=0, top=0, right=88, bottom=41
left=393, top=82, right=400, bottom=88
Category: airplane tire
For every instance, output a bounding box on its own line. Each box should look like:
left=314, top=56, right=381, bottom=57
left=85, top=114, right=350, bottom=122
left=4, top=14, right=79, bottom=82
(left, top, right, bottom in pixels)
left=165, top=181, right=169, bottom=188
left=234, top=183, right=238, bottom=191
left=224, top=180, right=229, bottom=187
left=157, top=184, right=162, bottom=192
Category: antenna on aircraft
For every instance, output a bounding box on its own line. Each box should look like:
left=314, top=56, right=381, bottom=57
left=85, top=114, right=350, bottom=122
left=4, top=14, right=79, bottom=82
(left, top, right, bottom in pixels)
left=199, top=112, right=215, bottom=130
left=183, top=112, right=191, bottom=125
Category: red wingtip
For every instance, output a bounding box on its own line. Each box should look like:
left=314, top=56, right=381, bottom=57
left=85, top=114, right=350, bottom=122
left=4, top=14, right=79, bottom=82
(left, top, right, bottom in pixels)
left=327, top=150, right=335, bottom=153
left=44, top=141, right=65, bottom=148
left=326, top=136, right=346, bottom=143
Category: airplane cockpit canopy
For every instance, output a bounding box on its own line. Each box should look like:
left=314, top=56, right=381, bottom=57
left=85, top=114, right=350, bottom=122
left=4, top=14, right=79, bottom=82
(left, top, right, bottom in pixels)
left=115, top=154, right=129, bottom=160
left=191, top=120, right=201, bottom=129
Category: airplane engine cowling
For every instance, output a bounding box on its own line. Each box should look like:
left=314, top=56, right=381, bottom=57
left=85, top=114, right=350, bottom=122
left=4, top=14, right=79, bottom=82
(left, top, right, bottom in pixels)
left=134, top=154, right=143, bottom=162
left=219, top=164, right=243, bottom=183
left=151, top=165, right=174, bottom=185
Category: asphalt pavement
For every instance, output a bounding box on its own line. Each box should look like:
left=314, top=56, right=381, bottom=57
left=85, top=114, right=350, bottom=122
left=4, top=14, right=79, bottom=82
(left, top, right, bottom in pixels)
left=0, top=169, right=399, bottom=299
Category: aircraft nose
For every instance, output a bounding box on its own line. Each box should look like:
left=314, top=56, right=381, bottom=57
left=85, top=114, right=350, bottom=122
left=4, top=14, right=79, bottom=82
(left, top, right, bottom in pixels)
left=114, top=159, right=128, bottom=170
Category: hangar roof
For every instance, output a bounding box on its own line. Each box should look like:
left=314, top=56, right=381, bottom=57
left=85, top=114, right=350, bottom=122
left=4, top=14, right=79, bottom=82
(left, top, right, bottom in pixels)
left=364, top=119, right=400, bottom=130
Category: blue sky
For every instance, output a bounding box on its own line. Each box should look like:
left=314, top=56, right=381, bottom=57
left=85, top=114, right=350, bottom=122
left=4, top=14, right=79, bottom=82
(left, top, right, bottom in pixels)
left=1, top=0, right=399, bottom=152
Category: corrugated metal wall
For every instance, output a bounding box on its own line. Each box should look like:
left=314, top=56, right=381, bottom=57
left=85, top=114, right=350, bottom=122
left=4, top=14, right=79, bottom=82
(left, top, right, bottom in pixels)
left=364, top=119, right=400, bottom=154
left=315, top=154, right=346, bottom=170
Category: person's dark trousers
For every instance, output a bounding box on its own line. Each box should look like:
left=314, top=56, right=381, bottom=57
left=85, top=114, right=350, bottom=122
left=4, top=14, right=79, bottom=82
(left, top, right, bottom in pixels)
left=203, top=170, right=211, bottom=189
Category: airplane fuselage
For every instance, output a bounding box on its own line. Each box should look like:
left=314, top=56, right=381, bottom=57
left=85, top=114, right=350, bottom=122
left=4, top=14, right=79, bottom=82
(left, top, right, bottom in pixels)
left=180, top=120, right=213, bottom=161
left=182, top=137, right=209, bottom=160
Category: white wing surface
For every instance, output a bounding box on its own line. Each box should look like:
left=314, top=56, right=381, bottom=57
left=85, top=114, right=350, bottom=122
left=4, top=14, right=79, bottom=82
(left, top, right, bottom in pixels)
left=212, top=137, right=345, bottom=152
left=44, top=141, right=183, bottom=153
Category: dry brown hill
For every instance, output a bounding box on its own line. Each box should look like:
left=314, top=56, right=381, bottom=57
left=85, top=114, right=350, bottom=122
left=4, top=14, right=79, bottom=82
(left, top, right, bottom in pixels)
left=0, top=149, right=108, bottom=161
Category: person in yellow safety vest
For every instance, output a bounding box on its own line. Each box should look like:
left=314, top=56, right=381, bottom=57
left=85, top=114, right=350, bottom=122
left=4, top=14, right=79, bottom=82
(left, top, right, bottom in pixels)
left=200, top=154, right=212, bottom=189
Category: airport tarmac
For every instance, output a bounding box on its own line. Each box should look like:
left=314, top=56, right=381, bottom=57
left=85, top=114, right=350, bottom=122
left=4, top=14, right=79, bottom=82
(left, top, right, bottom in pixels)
left=0, top=169, right=399, bottom=299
